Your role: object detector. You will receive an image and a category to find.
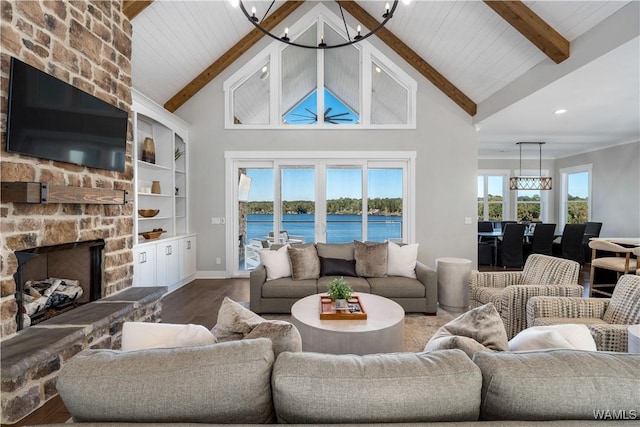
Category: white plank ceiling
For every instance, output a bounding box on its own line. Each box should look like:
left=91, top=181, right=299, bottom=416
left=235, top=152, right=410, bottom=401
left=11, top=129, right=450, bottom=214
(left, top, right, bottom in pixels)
left=131, top=1, right=639, bottom=158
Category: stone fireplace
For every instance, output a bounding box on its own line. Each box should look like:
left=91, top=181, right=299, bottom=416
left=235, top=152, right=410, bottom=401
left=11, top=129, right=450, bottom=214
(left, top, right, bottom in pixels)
left=0, top=1, right=159, bottom=424
left=13, top=240, right=105, bottom=330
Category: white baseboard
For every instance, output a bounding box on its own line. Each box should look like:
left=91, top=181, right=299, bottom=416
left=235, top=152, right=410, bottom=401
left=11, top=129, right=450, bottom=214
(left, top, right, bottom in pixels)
left=196, top=271, right=228, bottom=279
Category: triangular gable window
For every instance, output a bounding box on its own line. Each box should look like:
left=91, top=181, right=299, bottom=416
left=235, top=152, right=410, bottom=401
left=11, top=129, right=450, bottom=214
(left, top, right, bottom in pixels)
left=224, top=3, right=416, bottom=129
left=284, top=88, right=359, bottom=125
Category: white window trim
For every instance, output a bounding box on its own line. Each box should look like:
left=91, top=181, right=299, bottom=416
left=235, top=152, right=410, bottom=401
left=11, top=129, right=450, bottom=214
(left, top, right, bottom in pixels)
left=477, top=170, right=510, bottom=221
left=559, top=164, right=592, bottom=230
left=223, top=3, right=416, bottom=130
left=225, top=151, right=416, bottom=276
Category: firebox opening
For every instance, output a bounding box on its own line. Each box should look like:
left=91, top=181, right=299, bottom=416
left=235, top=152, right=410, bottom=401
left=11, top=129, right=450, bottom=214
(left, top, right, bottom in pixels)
left=14, top=239, right=105, bottom=330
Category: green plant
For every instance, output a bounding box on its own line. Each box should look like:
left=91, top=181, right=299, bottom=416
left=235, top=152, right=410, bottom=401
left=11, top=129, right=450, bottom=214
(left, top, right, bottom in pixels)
left=326, top=277, right=353, bottom=300
left=174, top=147, right=184, bottom=161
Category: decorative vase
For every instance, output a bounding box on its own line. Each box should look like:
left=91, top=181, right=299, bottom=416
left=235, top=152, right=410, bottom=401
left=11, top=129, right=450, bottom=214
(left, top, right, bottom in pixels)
left=151, top=180, right=161, bottom=194
left=334, top=299, right=348, bottom=310
left=141, top=137, right=156, bottom=164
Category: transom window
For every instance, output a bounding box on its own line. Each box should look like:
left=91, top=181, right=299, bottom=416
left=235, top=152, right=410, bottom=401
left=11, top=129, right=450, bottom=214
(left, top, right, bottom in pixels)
left=224, top=4, right=416, bottom=129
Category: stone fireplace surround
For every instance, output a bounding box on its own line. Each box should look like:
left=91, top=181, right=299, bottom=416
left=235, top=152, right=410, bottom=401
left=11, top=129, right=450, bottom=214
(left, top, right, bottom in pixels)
left=0, top=0, right=145, bottom=423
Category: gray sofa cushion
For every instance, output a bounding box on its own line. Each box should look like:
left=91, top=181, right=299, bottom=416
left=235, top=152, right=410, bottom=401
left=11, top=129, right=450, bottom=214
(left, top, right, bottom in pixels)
left=316, top=242, right=354, bottom=259
left=56, top=339, right=276, bottom=423
left=368, top=276, right=426, bottom=298
left=261, top=277, right=317, bottom=298
left=317, top=275, right=371, bottom=293
left=272, top=349, right=482, bottom=424
left=473, top=349, right=640, bottom=421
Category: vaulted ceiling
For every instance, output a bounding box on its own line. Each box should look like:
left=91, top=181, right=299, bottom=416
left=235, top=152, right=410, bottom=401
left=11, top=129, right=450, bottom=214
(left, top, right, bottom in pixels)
left=126, top=1, right=639, bottom=158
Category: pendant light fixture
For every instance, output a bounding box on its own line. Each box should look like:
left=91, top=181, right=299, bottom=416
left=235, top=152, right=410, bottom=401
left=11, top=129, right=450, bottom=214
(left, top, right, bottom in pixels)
left=238, top=0, right=399, bottom=49
left=509, top=142, right=552, bottom=191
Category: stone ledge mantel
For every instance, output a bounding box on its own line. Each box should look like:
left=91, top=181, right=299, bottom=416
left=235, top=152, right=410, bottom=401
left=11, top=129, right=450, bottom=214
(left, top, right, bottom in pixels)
left=0, top=286, right=167, bottom=424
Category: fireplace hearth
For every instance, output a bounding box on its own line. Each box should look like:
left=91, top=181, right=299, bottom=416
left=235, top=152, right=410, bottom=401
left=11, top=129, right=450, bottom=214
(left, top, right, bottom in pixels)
left=13, top=240, right=105, bottom=330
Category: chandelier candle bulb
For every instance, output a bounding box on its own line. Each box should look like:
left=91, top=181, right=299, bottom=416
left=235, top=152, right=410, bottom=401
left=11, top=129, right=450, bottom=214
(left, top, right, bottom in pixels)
left=239, top=0, right=398, bottom=49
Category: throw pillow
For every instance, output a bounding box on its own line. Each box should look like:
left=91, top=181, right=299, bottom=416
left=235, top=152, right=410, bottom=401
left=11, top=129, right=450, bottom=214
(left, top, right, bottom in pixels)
left=287, top=245, right=320, bottom=280
left=387, top=241, right=418, bottom=278
left=214, top=297, right=266, bottom=341
left=354, top=240, right=388, bottom=277
left=121, top=322, right=216, bottom=351
left=244, top=320, right=302, bottom=356
left=260, top=244, right=291, bottom=280
left=508, top=324, right=597, bottom=351
left=424, top=303, right=508, bottom=357
left=319, top=257, right=357, bottom=277
left=213, top=297, right=302, bottom=355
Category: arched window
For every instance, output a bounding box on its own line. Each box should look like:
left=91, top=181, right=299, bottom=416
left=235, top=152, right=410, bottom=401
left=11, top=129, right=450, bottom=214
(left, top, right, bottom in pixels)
left=224, top=3, right=416, bottom=129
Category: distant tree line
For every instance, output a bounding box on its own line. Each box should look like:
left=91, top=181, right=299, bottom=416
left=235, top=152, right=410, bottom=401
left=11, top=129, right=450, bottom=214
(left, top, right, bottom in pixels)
left=246, top=198, right=402, bottom=215
left=477, top=193, right=588, bottom=223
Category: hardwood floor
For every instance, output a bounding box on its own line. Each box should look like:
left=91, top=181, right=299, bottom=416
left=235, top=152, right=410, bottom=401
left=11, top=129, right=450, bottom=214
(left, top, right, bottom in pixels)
left=10, top=265, right=592, bottom=426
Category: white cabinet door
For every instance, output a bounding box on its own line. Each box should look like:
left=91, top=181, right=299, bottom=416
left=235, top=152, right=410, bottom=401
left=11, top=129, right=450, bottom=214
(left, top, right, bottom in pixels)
left=133, top=245, right=156, bottom=287
left=180, top=236, right=197, bottom=280
left=156, top=240, right=180, bottom=287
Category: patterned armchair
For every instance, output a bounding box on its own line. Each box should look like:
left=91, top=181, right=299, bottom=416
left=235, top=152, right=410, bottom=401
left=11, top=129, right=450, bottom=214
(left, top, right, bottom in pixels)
left=469, top=254, right=582, bottom=339
left=527, top=274, right=640, bottom=352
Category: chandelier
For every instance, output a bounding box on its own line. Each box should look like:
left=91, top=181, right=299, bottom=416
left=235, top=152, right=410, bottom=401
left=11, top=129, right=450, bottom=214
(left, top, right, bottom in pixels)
left=238, top=0, right=399, bottom=49
left=509, top=142, right=553, bottom=191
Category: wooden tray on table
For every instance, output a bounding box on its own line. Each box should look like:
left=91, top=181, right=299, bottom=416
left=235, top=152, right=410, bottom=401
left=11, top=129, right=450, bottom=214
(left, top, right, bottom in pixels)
left=319, top=295, right=367, bottom=320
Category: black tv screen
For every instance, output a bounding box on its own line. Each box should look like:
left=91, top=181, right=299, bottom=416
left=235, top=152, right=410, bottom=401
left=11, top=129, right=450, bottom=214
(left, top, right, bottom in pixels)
left=6, top=57, right=128, bottom=172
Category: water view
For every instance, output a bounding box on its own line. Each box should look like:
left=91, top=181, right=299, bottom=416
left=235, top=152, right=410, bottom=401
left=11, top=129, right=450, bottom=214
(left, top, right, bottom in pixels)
left=247, top=213, right=402, bottom=244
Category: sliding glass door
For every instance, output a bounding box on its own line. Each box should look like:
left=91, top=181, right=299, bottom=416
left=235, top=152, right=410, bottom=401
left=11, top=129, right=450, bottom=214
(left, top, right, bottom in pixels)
left=229, top=153, right=413, bottom=275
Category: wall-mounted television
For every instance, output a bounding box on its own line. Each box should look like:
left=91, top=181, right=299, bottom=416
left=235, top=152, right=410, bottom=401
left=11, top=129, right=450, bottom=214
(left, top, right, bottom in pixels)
left=6, top=57, right=128, bottom=172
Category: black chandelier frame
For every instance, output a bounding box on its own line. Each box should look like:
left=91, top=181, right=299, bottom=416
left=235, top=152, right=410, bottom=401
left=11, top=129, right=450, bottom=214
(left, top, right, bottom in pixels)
left=239, top=0, right=399, bottom=49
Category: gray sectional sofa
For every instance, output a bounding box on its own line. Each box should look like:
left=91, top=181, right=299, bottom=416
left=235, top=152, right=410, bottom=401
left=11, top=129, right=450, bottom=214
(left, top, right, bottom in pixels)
left=250, top=242, right=438, bottom=314
left=49, top=338, right=640, bottom=425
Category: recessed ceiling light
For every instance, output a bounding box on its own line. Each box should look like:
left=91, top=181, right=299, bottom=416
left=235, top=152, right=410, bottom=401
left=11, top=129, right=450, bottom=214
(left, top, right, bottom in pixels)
left=375, top=67, right=381, bottom=73
left=554, top=108, right=567, bottom=115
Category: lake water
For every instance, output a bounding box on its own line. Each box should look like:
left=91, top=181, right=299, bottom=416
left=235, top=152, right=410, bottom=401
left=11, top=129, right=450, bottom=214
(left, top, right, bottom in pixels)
left=247, top=213, right=402, bottom=243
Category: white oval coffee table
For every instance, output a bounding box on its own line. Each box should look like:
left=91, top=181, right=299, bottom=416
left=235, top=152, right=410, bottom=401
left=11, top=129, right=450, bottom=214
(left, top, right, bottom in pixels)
left=291, top=293, right=405, bottom=355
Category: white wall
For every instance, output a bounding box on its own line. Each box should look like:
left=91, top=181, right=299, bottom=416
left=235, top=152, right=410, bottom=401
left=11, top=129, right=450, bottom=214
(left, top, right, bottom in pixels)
left=174, top=31, right=478, bottom=275
left=555, top=141, right=640, bottom=237
left=479, top=141, right=640, bottom=237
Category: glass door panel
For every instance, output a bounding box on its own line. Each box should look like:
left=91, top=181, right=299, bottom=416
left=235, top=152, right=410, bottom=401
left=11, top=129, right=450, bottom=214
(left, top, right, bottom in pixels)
left=240, top=168, right=273, bottom=272
left=281, top=167, right=315, bottom=244
left=367, top=168, right=403, bottom=242
left=326, top=167, right=362, bottom=243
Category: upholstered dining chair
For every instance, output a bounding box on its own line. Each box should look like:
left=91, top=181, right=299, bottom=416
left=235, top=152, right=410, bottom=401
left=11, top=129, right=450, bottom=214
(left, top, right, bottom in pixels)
left=553, top=224, right=587, bottom=264
left=469, top=254, right=582, bottom=339
left=588, top=240, right=638, bottom=297
left=497, top=223, right=526, bottom=268
left=581, top=221, right=603, bottom=263
left=527, top=274, right=640, bottom=352
left=525, top=223, right=556, bottom=258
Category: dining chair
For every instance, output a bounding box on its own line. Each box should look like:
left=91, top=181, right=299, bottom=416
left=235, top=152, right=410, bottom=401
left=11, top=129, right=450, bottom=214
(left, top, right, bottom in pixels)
left=526, top=223, right=556, bottom=258
left=581, top=221, right=603, bottom=263
left=499, top=220, right=517, bottom=233
left=498, top=223, right=527, bottom=268
left=588, top=240, right=638, bottom=297
left=558, top=224, right=587, bottom=264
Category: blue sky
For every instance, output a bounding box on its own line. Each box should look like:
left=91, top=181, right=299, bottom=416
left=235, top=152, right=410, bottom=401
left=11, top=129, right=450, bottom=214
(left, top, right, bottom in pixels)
left=246, top=168, right=402, bottom=201
left=283, top=88, right=359, bottom=125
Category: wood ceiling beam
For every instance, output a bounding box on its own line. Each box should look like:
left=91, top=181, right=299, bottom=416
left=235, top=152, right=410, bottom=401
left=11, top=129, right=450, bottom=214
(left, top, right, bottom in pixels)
left=122, top=0, right=154, bottom=21
left=164, top=1, right=305, bottom=113
left=484, top=1, right=570, bottom=64
left=337, top=1, right=476, bottom=116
